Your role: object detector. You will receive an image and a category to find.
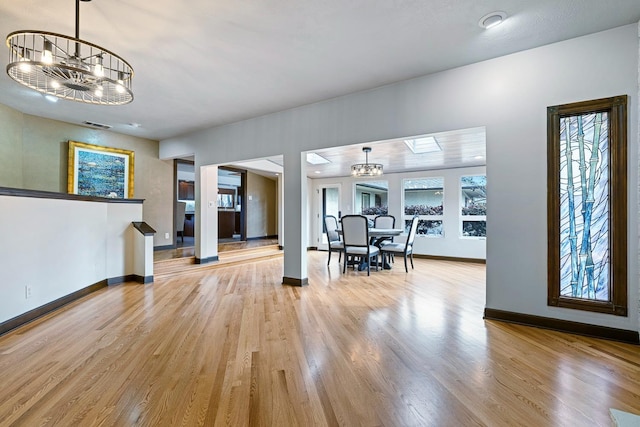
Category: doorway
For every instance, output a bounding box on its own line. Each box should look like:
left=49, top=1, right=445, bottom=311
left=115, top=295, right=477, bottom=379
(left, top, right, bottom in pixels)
left=316, top=184, right=341, bottom=250
left=175, top=159, right=195, bottom=248
left=218, top=166, right=247, bottom=242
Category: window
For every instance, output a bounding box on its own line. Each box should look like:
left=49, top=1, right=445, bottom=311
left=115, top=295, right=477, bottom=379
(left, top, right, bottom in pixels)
left=355, top=181, right=388, bottom=217
left=403, top=178, right=444, bottom=237
left=460, top=175, right=486, bottom=238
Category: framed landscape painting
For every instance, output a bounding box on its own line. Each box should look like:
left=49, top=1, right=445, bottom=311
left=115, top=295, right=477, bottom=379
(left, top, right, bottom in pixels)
left=68, top=141, right=135, bottom=198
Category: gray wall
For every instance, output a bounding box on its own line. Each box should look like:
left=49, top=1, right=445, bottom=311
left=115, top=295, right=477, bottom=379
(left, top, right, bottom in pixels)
left=246, top=172, right=277, bottom=238
left=0, top=103, right=24, bottom=188
left=161, top=24, right=639, bottom=333
left=0, top=104, right=174, bottom=246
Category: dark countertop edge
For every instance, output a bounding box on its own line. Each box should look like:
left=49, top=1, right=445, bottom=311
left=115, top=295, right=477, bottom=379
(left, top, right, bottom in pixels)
left=132, top=221, right=156, bottom=235
left=0, top=187, right=144, bottom=204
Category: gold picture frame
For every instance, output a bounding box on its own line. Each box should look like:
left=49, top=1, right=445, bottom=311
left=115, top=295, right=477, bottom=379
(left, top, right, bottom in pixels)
left=68, top=140, right=135, bottom=198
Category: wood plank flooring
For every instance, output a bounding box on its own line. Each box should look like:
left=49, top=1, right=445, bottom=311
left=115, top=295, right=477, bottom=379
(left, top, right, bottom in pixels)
left=153, top=245, right=283, bottom=279
left=1, top=251, right=639, bottom=426
left=153, top=239, right=280, bottom=263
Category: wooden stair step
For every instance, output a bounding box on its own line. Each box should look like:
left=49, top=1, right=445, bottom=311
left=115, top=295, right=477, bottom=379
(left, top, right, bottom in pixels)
left=153, top=245, right=282, bottom=280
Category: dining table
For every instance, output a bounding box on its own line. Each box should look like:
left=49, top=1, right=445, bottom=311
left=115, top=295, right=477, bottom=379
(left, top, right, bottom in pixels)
left=338, top=227, right=404, bottom=270
left=368, top=228, right=403, bottom=269
left=368, top=227, right=403, bottom=244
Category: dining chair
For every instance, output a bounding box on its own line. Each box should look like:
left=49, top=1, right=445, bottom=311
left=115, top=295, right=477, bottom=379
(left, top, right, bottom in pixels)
left=374, top=214, right=395, bottom=230
left=374, top=214, right=396, bottom=261
left=340, top=215, right=380, bottom=276
left=324, top=215, right=344, bottom=265
left=380, top=216, right=419, bottom=272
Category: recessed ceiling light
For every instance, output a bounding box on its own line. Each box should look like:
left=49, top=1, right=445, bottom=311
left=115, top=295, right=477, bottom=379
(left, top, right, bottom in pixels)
left=474, top=155, right=484, bottom=160
left=314, top=170, right=321, bottom=174
left=404, top=136, right=441, bottom=154
left=306, top=152, right=330, bottom=165
left=479, top=11, right=507, bottom=29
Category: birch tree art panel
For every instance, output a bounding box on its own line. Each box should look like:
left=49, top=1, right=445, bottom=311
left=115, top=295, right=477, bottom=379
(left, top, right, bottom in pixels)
left=558, top=113, right=609, bottom=301
left=547, top=96, right=627, bottom=316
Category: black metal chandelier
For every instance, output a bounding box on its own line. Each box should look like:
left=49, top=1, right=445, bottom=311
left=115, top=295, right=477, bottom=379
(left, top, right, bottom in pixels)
left=351, top=147, right=383, bottom=177
left=6, top=0, right=133, bottom=105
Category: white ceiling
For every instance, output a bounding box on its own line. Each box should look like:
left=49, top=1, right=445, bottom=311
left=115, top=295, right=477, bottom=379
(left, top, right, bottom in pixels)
left=1, top=0, right=639, bottom=145
left=228, top=126, right=485, bottom=178
left=308, top=127, right=486, bottom=178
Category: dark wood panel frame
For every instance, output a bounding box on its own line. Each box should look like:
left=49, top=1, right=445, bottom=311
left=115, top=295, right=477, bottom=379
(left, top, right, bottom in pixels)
left=547, top=95, right=627, bottom=315
left=219, top=165, right=247, bottom=241
left=0, top=186, right=143, bottom=203
left=174, top=159, right=195, bottom=247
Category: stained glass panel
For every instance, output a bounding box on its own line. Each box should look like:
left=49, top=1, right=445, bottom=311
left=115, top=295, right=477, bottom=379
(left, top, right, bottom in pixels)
left=558, top=112, right=609, bottom=301
left=547, top=96, right=627, bottom=316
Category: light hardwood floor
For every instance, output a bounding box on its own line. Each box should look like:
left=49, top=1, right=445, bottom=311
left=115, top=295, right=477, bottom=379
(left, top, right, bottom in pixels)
left=1, top=251, right=639, bottom=426
left=153, top=239, right=280, bottom=262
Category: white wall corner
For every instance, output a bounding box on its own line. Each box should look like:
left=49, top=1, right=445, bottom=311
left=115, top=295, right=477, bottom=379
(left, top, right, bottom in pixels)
left=636, top=19, right=640, bottom=333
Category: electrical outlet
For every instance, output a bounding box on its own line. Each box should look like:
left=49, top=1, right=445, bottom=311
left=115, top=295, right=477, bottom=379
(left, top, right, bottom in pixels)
left=25, top=285, right=32, bottom=299
left=165, top=232, right=170, bottom=239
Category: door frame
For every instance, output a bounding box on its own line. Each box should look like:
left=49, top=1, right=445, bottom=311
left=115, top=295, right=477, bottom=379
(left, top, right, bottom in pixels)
left=316, top=183, right=342, bottom=251
left=174, top=159, right=195, bottom=248
left=219, top=165, right=247, bottom=241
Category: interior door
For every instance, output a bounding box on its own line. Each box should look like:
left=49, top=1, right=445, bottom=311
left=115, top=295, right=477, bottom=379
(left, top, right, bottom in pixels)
left=317, top=184, right=341, bottom=250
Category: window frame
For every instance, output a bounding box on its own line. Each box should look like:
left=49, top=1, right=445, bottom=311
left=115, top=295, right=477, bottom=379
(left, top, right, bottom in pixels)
left=459, top=175, right=486, bottom=239
left=355, top=180, right=389, bottom=218
left=402, top=177, right=445, bottom=238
